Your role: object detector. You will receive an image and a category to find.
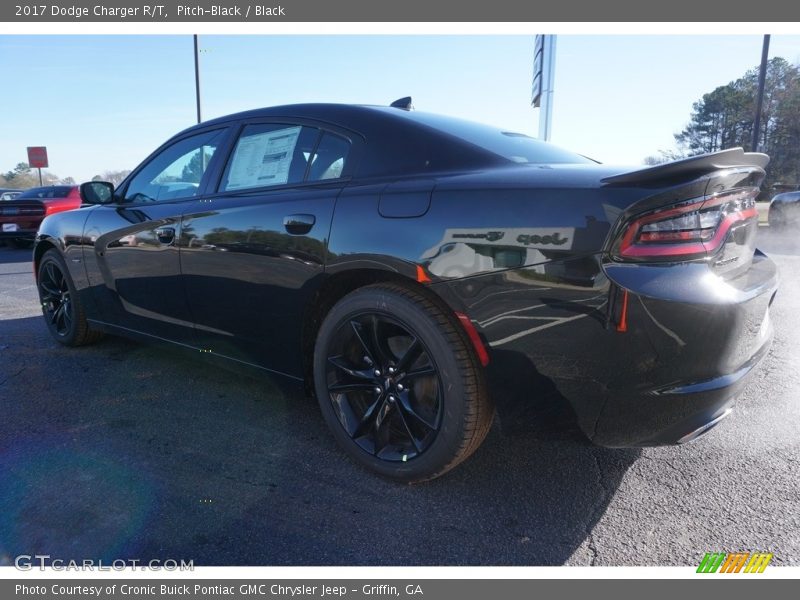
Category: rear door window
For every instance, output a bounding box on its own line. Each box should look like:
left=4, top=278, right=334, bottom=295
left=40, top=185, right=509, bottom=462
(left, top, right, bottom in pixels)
left=307, top=132, right=351, bottom=181
left=219, top=124, right=320, bottom=193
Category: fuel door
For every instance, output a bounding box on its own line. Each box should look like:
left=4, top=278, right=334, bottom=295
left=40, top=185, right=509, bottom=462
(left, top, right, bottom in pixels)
left=378, top=178, right=435, bottom=218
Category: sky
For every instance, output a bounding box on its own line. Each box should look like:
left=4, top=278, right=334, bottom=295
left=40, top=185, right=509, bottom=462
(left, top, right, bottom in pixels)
left=2, top=34, right=800, bottom=183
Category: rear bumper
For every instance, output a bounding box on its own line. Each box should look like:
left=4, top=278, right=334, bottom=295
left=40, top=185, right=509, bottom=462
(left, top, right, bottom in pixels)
left=592, top=251, right=776, bottom=446
left=592, top=310, right=772, bottom=446
left=0, top=229, right=36, bottom=240
left=0, top=217, right=40, bottom=239
left=438, top=250, right=778, bottom=447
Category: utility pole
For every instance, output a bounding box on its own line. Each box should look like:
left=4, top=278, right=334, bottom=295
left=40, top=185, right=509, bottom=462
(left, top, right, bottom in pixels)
left=532, top=35, right=557, bottom=141
left=752, top=34, right=770, bottom=152
left=193, top=34, right=202, bottom=124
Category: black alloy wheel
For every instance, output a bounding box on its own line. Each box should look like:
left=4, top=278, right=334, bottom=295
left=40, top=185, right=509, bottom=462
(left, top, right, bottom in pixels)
left=325, top=312, right=443, bottom=462
left=39, top=258, right=73, bottom=337
left=314, top=283, right=494, bottom=483
left=37, top=249, right=103, bottom=346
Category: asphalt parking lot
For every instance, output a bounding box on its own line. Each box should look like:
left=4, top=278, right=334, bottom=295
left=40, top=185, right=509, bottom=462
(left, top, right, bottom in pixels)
left=0, top=229, right=798, bottom=567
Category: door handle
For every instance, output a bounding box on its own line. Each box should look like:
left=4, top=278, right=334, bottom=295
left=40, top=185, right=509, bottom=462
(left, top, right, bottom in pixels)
left=283, top=214, right=316, bottom=235
left=155, top=227, right=175, bottom=245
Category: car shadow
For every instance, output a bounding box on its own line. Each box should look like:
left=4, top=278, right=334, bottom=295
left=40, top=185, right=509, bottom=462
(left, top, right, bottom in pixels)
left=0, top=315, right=639, bottom=566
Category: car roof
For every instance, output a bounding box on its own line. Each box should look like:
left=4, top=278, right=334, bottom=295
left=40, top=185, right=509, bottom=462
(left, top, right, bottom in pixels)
left=183, top=103, right=476, bottom=150
left=195, top=103, right=410, bottom=130
left=21, top=185, right=77, bottom=193
left=15, top=185, right=77, bottom=198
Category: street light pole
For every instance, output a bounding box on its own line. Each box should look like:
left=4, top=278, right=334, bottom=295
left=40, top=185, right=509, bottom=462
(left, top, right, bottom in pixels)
left=193, top=34, right=202, bottom=124
left=752, top=34, right=771, bottom=152
left=538, top=35, right=557, bottom=141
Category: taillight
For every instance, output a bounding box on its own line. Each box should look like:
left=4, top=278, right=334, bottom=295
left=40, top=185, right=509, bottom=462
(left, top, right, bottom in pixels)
left=616, top=187, right=759, bottom=260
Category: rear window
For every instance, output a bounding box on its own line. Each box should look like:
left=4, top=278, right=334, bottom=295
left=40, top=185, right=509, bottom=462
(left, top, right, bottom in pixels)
left=395, top=110, right=593, bottom=165
left=16, top=186, right=73, bottom=199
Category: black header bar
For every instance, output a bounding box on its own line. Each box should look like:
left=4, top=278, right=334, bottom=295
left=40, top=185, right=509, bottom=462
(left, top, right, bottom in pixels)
left=1, top=0, right=799, bottom=22
left=4, top=578, right=799, bottom=600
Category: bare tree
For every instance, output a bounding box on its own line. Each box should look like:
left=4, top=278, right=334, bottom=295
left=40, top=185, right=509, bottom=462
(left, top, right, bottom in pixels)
left=95, top=169, right=131, bottom=186
left=0, top=164, right=61, bottom=189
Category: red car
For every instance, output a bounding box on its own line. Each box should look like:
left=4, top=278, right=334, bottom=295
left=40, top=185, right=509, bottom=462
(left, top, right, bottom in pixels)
left=0, top=185, right=81, bottom=248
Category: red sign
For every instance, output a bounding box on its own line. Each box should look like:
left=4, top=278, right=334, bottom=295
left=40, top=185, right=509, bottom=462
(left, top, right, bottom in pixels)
left=27, top=146, right=49, bottom=169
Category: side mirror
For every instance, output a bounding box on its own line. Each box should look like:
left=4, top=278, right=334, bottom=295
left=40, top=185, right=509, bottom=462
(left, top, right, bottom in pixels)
left=80, top=181, right=115, bottom=205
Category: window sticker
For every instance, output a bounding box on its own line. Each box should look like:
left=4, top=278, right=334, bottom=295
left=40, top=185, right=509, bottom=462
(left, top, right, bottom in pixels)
left=226, top=126, right=302, bottom=190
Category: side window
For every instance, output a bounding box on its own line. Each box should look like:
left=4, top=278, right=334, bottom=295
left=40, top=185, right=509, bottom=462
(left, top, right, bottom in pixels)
left=124, top=129, right=225, bottom=204
left=220, top=124, right=319, bottom=193
left=308, top=132, right=351, bottom=181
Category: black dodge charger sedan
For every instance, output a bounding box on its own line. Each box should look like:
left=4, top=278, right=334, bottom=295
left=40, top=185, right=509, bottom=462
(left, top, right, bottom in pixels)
left=34, top=101, right=777, bottom=482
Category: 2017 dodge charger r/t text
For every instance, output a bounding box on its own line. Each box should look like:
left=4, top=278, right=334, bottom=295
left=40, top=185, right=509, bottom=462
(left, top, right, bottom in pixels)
left=33, top=101, right=778, bottom=482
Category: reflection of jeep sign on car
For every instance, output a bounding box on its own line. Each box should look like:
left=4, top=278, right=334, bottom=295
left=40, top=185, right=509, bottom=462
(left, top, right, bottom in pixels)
left=516, top=231, right=570, bottom=246
left=422, top=227, right=575, bottom=278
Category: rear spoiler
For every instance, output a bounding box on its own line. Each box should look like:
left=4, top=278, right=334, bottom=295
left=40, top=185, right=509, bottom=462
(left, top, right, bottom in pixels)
left=602, top=148, right=769, bottom=186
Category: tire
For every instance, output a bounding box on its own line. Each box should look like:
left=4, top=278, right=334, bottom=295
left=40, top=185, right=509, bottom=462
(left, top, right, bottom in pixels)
left=37, top=249, right=103, bottom=346
left=313, top=283, right=494, bottom=483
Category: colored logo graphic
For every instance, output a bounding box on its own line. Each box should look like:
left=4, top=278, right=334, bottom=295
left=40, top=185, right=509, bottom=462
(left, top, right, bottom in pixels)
left=697, top=552, right=773, bottom=573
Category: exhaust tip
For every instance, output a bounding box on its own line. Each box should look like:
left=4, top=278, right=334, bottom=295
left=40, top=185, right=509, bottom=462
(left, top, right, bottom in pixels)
left=677, top=407, right=733, bottom=444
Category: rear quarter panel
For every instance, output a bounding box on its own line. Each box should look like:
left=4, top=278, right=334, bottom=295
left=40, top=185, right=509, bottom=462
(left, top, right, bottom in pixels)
left=326, top=167, right=639, bottom=287
left=326, top=171, right=626, bottom=440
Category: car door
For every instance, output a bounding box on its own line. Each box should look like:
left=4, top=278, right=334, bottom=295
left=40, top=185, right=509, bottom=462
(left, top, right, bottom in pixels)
left=82, top=127, right=232, bottom=344
left=180, top=121, right=356, bottom=377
